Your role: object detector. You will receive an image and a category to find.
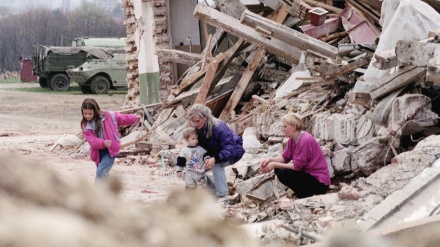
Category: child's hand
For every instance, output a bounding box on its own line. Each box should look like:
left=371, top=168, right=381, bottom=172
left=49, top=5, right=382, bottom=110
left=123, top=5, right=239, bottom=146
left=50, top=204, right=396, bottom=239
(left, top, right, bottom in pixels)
left=176, top=171, right=182, bottom=177
left=103, top=140, right=112, bottom=147
left=136, top=115, right=142, bottom=123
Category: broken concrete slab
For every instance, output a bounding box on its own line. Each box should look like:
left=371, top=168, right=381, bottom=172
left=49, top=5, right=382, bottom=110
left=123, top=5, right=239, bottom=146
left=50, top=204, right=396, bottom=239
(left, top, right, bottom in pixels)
left=357, top=158, right=440, bottom=232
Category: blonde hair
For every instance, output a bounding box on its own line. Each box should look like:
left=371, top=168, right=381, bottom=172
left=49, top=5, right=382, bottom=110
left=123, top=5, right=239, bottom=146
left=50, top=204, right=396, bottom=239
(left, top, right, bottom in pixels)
left=182, top=127, right=197, bottom=139
left=281, top=113, right=303, bottom=129
left=188, top=104, right=219, bottom=138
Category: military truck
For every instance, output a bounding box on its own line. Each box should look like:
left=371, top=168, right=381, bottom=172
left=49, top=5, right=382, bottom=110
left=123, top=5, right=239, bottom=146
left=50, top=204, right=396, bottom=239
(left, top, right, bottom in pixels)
left=67, top=53, right=127, bottom=94
left=31, top=37, right=126, bottom=91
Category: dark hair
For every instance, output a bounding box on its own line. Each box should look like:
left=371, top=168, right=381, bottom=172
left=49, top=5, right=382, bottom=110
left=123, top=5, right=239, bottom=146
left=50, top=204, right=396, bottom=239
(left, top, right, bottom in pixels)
left=80, top=98, right=104, bottom=134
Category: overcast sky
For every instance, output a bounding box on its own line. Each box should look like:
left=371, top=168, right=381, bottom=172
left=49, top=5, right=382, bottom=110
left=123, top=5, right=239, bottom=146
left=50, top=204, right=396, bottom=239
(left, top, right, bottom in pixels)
left=0, top=0, right=91, bottom=10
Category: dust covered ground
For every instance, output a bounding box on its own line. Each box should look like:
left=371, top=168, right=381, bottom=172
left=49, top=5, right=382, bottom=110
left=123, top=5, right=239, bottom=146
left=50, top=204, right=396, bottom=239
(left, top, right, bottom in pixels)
left=0, top=82, right=183, bottom=204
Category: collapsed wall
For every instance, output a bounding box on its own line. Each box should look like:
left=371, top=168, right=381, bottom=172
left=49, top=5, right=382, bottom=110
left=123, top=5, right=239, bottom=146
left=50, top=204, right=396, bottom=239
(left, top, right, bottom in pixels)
left=121, top=0, right=173, bottom=107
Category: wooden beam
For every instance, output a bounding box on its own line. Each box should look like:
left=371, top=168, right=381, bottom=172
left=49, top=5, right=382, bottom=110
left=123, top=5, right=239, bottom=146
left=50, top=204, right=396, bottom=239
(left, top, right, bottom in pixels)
left=155, top=48, right=202, bottom=65
left=325, top=52, right=372, bottom=81
left=278, top=0, right=311, bottom=19
left=219, top=5, right=290, bottom=122
left=167, top=75, right=241, bottom=107
left=240, top=9, right=339, bottom=59
left=303, top=0, right=342, bottom=13
left=194, top=59, right=220, bottom=104
left=196, top=39, right=247, bottom=103
left=369, top=67, right=426, bottom=100
left=217, top=0, right=247, bottom=19
left=172, top=69, right=206, bottom=96
left=194, top=4, right=303, bottom=63
left=219, top=49, right=264, bottom=121
left=372, top=49, right=396, bottom=70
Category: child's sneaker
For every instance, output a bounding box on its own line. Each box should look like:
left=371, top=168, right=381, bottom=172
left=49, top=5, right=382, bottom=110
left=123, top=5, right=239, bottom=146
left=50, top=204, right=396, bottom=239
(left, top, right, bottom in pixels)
left=216, top=196, right=229, bottom=203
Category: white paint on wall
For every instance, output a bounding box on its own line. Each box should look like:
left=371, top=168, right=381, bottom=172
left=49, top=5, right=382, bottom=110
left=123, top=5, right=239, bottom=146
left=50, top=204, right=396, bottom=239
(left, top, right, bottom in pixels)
left=138, top=1, right=159, bottom=74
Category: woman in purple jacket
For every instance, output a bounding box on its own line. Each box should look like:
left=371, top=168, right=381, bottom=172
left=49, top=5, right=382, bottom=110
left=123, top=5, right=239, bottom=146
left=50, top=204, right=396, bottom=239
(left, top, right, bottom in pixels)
left=260, top=113, right=330, bottom=198
left=188, top=104, right=245, bottom=202
left=81, top=98, right=140, bottom=182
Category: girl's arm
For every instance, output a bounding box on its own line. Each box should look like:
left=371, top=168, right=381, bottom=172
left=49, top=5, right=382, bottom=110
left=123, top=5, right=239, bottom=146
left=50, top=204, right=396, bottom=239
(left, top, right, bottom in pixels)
left=115, top=112, right=139, bottom=127
left=83, top=130, right=105, bottom=149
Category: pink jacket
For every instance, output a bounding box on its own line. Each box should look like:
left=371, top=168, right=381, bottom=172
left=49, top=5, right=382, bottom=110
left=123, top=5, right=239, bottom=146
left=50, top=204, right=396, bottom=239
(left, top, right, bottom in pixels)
left=83, top=111, right=138, bottom=165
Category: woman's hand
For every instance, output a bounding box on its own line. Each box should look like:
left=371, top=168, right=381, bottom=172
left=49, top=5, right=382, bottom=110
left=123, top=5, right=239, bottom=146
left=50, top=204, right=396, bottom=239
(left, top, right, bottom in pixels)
left=260, top=158, right=275, bottom=173
left=204, top=157, right=215, bottom=170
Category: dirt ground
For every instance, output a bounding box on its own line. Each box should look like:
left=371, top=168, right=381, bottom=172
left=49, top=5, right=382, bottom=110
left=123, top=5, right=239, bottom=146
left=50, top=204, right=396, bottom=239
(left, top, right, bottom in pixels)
left=0, top=82, right=183, bottom=205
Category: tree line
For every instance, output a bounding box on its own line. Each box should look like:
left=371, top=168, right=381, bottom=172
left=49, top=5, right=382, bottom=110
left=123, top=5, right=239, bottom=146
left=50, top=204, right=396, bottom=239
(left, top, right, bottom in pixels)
left=0, top=2, right=126, bottom=72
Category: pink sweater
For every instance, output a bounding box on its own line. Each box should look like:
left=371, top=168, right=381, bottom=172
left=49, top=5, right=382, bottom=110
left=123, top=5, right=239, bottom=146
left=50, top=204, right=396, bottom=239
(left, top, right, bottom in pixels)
left=282, top=131, right=331, bottom=185
left=83, top=111, right=138, bottom=165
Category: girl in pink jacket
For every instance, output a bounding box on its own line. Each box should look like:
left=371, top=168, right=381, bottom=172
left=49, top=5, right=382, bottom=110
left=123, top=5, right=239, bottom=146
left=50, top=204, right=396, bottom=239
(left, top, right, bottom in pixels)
left=81, top=98, right=140, bottom=181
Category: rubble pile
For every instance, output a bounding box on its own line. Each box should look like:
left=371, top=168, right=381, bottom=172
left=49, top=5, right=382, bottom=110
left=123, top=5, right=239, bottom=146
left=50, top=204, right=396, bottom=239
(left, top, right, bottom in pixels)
left=67, top=0, right=440, bottom=245
left=130, top=0, right=440, bottom=244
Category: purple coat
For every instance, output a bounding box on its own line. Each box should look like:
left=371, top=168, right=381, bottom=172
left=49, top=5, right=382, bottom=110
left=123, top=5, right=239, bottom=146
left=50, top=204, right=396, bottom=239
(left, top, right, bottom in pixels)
left=282, top=131, right=331, bottom=185
left=83, top=111, right=138, bottom=165
left=197, top=120, right=244, bottom=164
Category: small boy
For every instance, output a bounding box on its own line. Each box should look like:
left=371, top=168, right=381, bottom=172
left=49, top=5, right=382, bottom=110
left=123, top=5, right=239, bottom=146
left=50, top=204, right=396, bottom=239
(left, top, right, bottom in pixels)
left=176, top=127, right=210, bottom=188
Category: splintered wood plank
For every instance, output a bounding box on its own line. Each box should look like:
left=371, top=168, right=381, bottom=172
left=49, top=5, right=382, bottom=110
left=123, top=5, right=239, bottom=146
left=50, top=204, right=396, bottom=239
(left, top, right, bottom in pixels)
left=194, top=59, right=220, bottom=104
left=194, top=4, right=302, bottom=63
left=219, top=5, right=290, bottom=121
left=369, top=67, right=426, bottom=100
left=219, top=49, right=264, bottom=121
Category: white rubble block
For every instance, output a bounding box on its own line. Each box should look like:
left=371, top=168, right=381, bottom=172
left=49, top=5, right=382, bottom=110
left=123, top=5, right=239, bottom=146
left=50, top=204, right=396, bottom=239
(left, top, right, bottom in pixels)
left=274, top=69, right=310, bottom=99
left=232, top=153, right=263, bottom=179
left=338, top=185, right=362, bottom=200
left=356, top=115, right=376, bottom=144
left=79, top=142, right=90, bottom=155
left=253, top=110, right=280, bottom=138
left=269, top=121, right=284, bottom=137
left=412, top=134, right=440, bottom=153
left=331, top=147, right=353, bottom=174
left=312, top=112, right=358, bottom=145
left=235, top=173, right=287, bottom=202
left=326, top=156, right=335, bottom=178
left=267, top=143, right=283, bottom=157
left=318, top=216, right=334, bottom=228
left=351, top=136, right=390, bottom=175
left=393, top=135, right=440, bottom=167
left=242, top=127, right=263, bottom=153
left=390, top=94, right=438, bottom=135
left=57, top=134, right=82, bottom=148
left=122, top=130, right=144, bottom=144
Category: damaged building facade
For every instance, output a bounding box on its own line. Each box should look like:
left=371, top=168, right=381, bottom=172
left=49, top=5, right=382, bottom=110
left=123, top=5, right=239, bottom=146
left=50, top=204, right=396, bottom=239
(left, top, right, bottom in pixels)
left=114, top=0, right=440, bottom=245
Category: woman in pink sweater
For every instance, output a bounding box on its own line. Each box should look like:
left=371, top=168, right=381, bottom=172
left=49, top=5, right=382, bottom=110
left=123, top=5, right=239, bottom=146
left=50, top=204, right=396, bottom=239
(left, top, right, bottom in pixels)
left=260, top=113, right=330, bottom=198
left=81, top=98, right=140, bottom=182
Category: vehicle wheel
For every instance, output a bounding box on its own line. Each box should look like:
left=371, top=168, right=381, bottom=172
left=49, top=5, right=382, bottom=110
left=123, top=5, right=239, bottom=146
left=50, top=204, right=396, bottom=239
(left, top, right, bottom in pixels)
left=49, top=74, right=70, bottom=91
left=38, top=78, right=48, bottom=88
left=80, top=86, right=92, bottom=94
left=90, top=76, right=110, bottom=94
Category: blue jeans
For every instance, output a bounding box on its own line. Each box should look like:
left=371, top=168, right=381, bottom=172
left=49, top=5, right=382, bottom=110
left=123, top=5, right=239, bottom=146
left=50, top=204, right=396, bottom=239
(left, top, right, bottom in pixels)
left=207, top=161, right=230, bottom=197
left=95, top=149, right=115, bottom=182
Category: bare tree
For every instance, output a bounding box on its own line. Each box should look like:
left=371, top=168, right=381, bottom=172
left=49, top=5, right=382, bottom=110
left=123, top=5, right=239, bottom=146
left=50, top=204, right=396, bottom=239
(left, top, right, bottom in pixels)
left=0, top=2, right=126, bottom=72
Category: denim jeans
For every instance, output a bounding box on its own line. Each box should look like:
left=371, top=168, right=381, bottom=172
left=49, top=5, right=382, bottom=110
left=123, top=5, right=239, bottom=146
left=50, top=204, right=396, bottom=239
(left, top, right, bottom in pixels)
left=207, top=161, right=230, bottom=197
left=95, top=148, right=115, bottom=182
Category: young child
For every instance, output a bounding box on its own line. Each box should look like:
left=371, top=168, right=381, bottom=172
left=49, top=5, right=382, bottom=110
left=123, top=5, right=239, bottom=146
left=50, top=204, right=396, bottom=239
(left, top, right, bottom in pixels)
left=81, top=98, right=140, bottom=182
left=176, top=127, right=210, bottom=189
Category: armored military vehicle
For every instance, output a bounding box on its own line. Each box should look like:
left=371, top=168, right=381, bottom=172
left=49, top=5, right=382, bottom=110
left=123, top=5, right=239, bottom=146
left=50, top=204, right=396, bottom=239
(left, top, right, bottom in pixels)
left=31, top=37, right=126, bottom=91
left=67, top=53, right=127, bottom=94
